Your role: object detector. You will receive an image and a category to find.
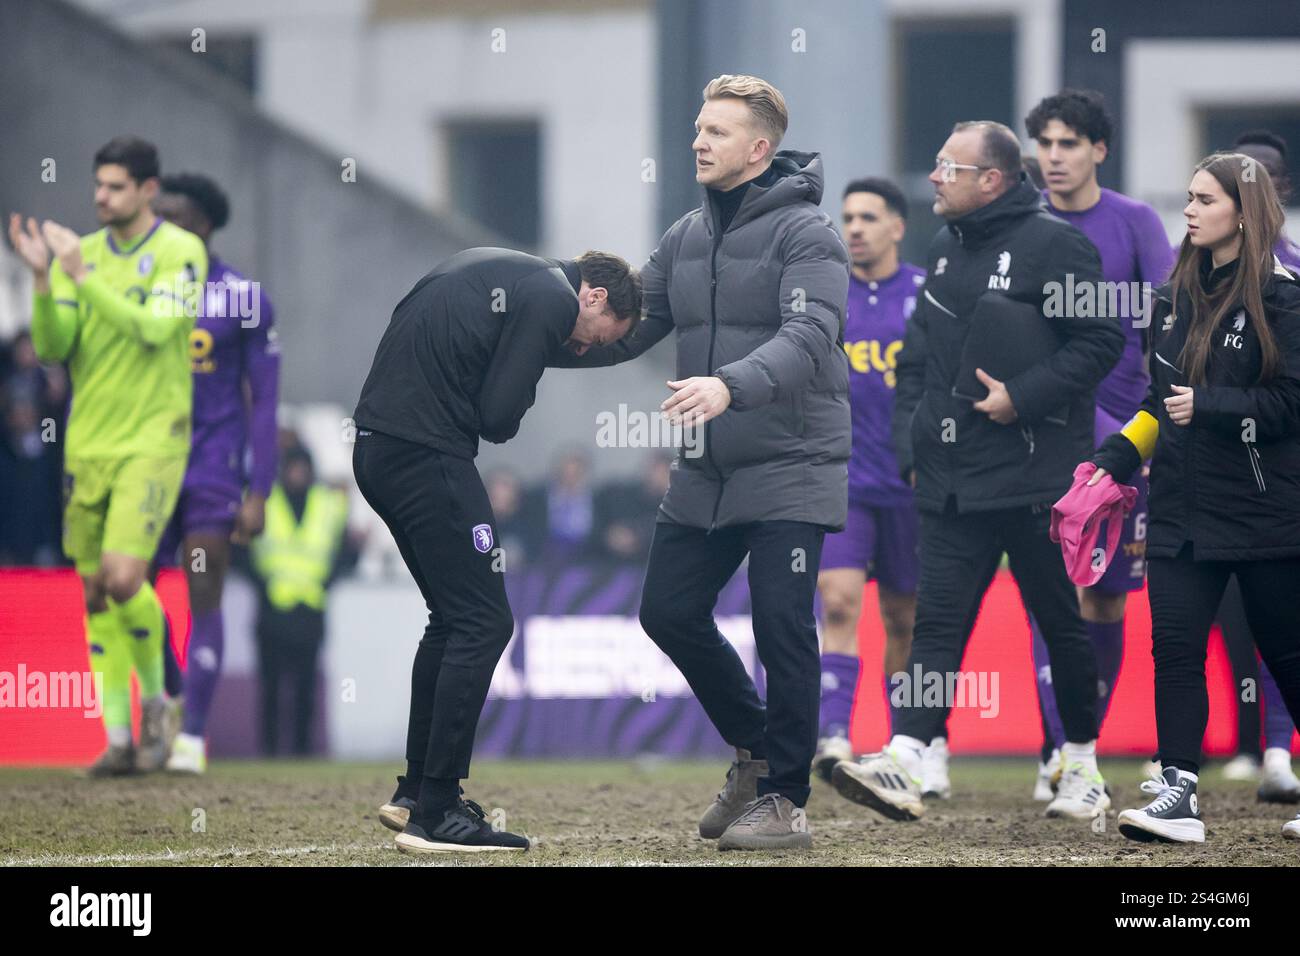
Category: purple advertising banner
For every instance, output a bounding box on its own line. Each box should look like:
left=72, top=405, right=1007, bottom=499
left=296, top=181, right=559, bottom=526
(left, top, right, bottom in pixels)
left=476, top=563, right=762, bottom=758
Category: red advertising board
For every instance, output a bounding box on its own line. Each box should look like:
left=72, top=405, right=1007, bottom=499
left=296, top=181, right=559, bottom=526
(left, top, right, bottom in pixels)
left=0, top=568, right=1280, bottom=765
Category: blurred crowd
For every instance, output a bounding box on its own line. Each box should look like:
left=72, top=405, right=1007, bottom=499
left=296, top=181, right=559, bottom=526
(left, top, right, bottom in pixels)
left=486, top=449, right=673, bottom=569
left=0, top=330, right=66, bottom=565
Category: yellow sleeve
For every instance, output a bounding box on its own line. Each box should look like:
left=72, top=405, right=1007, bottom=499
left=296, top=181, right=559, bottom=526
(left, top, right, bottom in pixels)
left=79, top=235, right=207, bottom=347
left=1120, top=409, right=1158, bottom=460
left=31, top=261, right=80, bottom=362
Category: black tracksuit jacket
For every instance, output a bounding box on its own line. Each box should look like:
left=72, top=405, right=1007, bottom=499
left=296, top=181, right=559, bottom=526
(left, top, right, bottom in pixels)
left=353, top=247, right=581, bottom=457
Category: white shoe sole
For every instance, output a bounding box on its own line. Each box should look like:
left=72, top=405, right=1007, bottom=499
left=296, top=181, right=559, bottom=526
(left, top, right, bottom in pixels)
left=379, top=803, right=410, bottom=832
left=921, top=784, right=951, bottom=800
left=1032, top=780, right=1054, bottom=802
left=832, top=761, right=924, bottom=821
left=1117, top=809, right=1206, bottom=843
left=1283, top=824, right=1300, bottom=841
left=394, top=832, right=528, bottom=854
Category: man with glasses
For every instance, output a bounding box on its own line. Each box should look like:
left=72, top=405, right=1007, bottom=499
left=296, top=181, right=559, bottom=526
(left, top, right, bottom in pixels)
left=830, top=121, right=1124, bottom=824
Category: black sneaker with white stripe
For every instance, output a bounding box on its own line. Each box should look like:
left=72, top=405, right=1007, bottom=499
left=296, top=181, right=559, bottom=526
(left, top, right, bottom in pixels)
left=394, top=797, right=531, bottom=853
left=1117, top=766, right=1205, bottom=843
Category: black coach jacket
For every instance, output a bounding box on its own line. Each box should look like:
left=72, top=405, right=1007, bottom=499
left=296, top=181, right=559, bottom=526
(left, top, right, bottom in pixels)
left=1093, top=256, right=1300, bottom=560
left=892, top=174, right=1123, bottom=514
left=354, top=248, right=582, bottom=457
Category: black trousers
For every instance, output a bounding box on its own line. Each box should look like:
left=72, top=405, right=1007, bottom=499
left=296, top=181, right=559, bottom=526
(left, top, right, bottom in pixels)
left=352, top=431, right=514, bottom=782
left=1146, top=543, right=1300, bottom=774
left=256, top=606, right=323, bottom=755
left=894, top=498, right=1098, bottom=744
left=1216, top=578, right=1261, bottom=758
left=638, top=520, right=825, bottom=807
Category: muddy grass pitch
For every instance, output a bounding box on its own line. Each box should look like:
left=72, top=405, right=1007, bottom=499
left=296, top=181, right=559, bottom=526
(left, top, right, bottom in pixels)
left=1, top=758, right=1295, bottom=866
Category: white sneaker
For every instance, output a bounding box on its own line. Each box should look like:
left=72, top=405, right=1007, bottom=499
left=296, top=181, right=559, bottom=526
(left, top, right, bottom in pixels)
left=1045, top=761, right=1111, bottom=820
left=812, top=734, right=854, bottom=784
left=166, top=732, right=207, bottom=774
left=831, top=748, right=925, bottom=821
left=921, top=737, right=951, bottom=800
left=1222, top=753, right=1261, bottom=781
left=1140, top=756, right=1162, bottom=781
left=1034, top=749, right=1061, bottom=802
left=1258, top=748, right=1300, bottom=804
left=1283, top=815, right=1300, bottom=840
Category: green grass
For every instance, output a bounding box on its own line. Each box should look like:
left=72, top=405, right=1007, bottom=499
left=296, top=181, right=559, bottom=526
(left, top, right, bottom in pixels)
left=0, top=758, right=1295, bottom=866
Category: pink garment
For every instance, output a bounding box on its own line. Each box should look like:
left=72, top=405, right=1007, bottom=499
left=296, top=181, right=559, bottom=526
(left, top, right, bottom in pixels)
left=1050, top=462, right=1139, bottom=587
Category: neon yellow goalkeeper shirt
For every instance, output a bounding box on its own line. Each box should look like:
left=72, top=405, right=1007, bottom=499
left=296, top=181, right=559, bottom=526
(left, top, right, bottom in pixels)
left=31, top=218, right=207, bottom=459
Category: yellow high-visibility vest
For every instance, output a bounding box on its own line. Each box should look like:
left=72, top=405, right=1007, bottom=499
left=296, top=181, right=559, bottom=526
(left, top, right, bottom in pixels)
left=251, top=484, right=348, bottom=611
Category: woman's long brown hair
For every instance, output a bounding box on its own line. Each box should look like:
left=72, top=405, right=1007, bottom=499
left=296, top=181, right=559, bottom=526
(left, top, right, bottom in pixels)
left=1168, top=152, right=1285, bottom=385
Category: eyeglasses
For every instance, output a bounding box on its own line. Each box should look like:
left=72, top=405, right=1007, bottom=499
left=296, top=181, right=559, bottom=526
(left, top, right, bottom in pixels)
left=933, top=157, right=990, bottom=178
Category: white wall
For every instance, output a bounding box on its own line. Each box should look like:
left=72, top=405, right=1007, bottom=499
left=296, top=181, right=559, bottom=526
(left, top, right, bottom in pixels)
left=76, top=0, right=657, bottom=264
left=1125, top=39, right=1300, bottom=240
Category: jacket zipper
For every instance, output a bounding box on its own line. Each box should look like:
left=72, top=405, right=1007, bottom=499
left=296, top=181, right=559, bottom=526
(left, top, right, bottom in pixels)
left=1246, top=444, right=1266, bottom=493
left=706, top=221, right=724, bottom=532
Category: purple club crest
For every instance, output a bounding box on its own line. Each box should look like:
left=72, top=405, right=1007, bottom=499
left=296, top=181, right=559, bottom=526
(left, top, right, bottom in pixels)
left=472, top=523, right=494, bottom=554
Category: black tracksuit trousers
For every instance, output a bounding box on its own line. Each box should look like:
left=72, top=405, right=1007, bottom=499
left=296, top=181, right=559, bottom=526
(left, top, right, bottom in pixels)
left=352, top=431, right=514, bottom=790
left=1147, top=543, right=1300, bottom=774
left=638, top=519, right=825, bottom=807
left=892, top=498, right=1099, bottom=745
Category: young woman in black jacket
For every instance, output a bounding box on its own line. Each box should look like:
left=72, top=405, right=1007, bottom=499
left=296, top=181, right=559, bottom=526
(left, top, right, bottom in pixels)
left=1088, top=153, right=1300, bottom=844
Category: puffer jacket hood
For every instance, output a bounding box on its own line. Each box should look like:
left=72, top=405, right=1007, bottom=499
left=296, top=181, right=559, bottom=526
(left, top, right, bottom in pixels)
left=945, top=175, right=1047, bottom=247
left=708, top=150, right=827, bottom=233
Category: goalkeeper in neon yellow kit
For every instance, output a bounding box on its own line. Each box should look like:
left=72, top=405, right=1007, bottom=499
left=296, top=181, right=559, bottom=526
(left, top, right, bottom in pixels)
left=8, top=137, right=207, bottom=775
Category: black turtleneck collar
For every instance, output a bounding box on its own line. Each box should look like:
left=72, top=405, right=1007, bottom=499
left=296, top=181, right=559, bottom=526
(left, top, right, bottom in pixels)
left=1199, top=251, right=1239, bottom=292
left=709, top=163, right=782, bottom=234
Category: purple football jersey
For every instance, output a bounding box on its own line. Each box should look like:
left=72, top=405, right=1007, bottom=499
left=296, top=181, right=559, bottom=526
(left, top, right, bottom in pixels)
left=1276, top=236, right=1300, bottom=273
left=844, top=264, right=924, bottom=506
left=185, top=255, right=280, bottom=498
left=1043, top=188, right=1174, bottom=423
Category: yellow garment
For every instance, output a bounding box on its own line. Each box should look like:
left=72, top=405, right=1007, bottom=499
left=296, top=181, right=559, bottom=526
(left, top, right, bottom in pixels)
left=251, top=484, right=348, bottom=611
left=1119, top=409, right=1158, bottom=461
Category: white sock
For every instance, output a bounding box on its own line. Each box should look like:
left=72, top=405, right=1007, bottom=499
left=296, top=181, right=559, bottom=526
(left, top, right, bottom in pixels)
left=889, top=734, right=926, bottom=779
left=1263, top=747, right=1293, bottom=772
left=1062, top=740, right=1098, bottom=775
left=107, top=725, right=131, bottom=747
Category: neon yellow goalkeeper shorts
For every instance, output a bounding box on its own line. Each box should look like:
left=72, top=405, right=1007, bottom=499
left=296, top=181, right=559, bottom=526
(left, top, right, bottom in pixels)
left=62, top=455, right=186, bottom=576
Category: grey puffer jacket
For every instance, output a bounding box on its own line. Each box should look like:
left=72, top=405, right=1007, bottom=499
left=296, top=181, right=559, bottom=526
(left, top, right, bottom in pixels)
left=553, top=150, right=850, bottom=531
